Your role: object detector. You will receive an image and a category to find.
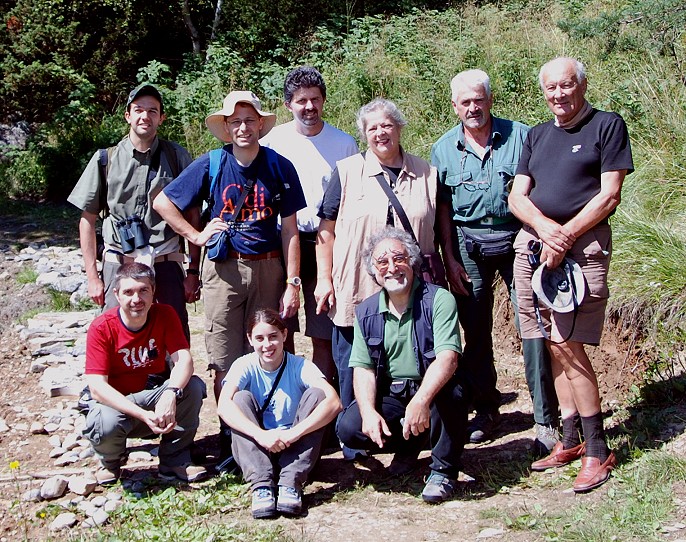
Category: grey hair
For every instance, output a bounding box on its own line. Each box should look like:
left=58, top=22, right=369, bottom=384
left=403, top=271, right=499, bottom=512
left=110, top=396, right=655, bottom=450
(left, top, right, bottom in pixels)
left=355, top=98, right=407, bottom=140
left=538, top=57, right=586, bottom=89
left=450, top=69, right=491, bottom=102
left=363, top=226, right=422, bottom=281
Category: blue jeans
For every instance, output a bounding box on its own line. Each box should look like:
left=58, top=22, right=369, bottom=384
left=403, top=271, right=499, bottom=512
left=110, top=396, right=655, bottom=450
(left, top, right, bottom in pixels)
left=332, top=325, right=355, bottom=410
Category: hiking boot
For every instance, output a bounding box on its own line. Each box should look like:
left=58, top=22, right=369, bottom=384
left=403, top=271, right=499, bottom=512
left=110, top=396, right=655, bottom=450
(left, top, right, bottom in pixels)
left=421, top=472, right=457, bottom=503
left=276, top=485, right=302, bottom=516
left=158, top=463, right=208, bottom=482
left=252, top=486, right=277, bottom=519
left=534, top=423, right=559, bottom=455
left=388, top=449, right=420, bottom=476
left=95, top=465, right=121, bottom=486
left=468, top=411, right=501, bottom=443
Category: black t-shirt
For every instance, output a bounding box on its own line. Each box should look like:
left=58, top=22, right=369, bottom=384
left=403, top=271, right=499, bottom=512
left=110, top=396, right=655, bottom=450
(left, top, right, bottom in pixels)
left=516, top=109, right=634, bottom=223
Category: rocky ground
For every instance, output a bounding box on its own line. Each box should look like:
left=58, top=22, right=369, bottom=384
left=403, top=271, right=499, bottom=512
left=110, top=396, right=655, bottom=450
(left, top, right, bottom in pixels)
left=0, top=224, right=684, bottom=541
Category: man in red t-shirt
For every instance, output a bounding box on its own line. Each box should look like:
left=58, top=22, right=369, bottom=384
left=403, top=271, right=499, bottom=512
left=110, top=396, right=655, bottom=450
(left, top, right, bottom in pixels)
left=83, top=262, right=207, bottom=484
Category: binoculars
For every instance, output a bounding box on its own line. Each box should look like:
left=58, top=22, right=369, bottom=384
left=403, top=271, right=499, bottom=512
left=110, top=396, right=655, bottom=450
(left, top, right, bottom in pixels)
left=116, top=215, right=148, bottom=254
left=527, top=239, right=542, bottom=268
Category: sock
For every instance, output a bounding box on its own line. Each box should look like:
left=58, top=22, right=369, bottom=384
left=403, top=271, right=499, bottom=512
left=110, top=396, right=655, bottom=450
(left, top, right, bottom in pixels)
left=561, top=413, right=582, bottom=449
left=580, top=413, right=610, bottom=462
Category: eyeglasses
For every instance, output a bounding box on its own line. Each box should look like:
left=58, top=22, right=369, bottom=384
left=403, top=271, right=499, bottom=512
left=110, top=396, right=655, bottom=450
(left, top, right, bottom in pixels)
left=373, top=254, right=409, bottom=273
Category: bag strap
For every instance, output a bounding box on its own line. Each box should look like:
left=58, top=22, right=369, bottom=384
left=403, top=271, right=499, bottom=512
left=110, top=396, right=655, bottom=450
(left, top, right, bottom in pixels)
left=372, top=173, right=419, bottom=245
left=258, top=354, right=288, bottom=419
left=97, top=148, right=110, bottom=218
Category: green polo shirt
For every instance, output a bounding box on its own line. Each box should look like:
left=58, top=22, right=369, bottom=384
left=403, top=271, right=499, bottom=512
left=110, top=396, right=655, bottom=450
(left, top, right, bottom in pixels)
left=431, top=115, right=529, bottom=223
left=350, top=279, right=461, bottom=379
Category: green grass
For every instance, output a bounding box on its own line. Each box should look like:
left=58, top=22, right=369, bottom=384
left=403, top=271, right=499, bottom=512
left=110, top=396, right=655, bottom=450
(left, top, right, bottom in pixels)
left=16, top=266, right=38, bottom=284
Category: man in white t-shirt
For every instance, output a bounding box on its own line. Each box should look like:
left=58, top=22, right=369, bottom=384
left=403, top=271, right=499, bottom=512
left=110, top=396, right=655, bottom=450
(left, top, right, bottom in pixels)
left=262, top=66, right=358, bottom=379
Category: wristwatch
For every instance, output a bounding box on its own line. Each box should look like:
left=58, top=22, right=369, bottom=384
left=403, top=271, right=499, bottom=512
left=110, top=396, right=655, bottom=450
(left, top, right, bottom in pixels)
left=286, top=276, right=302, bottom=287
left=165, top=386, right=184, bottom=400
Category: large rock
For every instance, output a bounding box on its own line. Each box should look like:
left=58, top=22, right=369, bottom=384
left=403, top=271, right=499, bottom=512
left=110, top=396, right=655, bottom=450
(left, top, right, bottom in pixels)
left=68, top=476, right=97, bottom=497
left=40, top=476, right=68, bottom=500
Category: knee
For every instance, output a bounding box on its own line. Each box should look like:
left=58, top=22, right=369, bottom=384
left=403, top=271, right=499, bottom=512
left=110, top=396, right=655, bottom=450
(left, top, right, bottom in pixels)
left=301, top=387, right=325, bottom=406
left=233, top=389, right=258, bottom=410
left=336, top=404, right=361, bottom=445
left=184, top=375, right=206, bottom=401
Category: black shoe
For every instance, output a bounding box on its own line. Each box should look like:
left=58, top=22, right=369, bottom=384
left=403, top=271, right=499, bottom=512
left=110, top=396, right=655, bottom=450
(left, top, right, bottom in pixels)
left=388, top=450, right=420, bottom=476
left=468, top=411, right=501, bottom=443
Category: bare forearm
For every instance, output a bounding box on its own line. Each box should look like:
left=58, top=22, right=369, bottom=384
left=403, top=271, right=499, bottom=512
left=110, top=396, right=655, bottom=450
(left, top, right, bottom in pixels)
left=436, top=201, right=456, bottom=260
left=78, top=213, right=100, bottom=281
left=316, top=221, right=335, bottom=280
left=353, top=367, right=378, bottom=416
left=167, top=351, right=194, bottom=389
left=413, top=352, right=457, bottom=406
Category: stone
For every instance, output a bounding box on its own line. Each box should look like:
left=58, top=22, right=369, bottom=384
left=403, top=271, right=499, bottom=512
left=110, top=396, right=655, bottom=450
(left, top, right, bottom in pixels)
left=0, top=418, right=8, bottom=432
left=13, top=423, right=29, bottom=432
left=21, top=488, right=42, bottom=502
left=49, top=512, right=77, bottom=531
left=91, top=495, right=108, bottom=507
left=77, top=500, right=96, bottom=515
left=477, top=528, right=506, bottom=539
left=30, top=421, right=45, bottom=434
left=48, top=434, right=62, bottom=447
left=103, top=499, right=120, bottom=513
left=128, top=450, right=152, bottom=462
left=89, top=509, right=109, bottom=526
left=40, top=476, right=68, bottom=500
left=78, top=447, right=94, bottom=459
left=62, top=433, right=80, bottom=450
left=30, top=360, right=48, bottom=373
left=106, top=491, right=122, bottom=501
left=44, top=423, right=59, bottom=433
left=54, top=452, right=80, bottom=466
left=68, top=477, right=97, bottom=497
left=49, top=447, right=66, bottom=458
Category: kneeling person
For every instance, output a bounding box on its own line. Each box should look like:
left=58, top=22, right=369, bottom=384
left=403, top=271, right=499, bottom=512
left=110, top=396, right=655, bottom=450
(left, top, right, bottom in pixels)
left=337, top=227, right=469, bottom=503
left=83, top=262, right=207, bottom=484
left=218, top=309, right=342, bottom=518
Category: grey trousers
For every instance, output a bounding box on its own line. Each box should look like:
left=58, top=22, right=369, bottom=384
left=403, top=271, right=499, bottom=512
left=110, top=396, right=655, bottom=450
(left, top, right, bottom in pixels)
left=231, top=388, right=326, bottom=491
left=83, top=376, right=205, bottom=469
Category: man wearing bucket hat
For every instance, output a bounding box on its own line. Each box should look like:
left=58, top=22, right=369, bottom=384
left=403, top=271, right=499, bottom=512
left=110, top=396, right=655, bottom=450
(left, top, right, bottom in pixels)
left=68, top=83, right=197, bottom=339
left=509, top=57, right=633, bottom=492
left=154, top=90, right=306, bottom=465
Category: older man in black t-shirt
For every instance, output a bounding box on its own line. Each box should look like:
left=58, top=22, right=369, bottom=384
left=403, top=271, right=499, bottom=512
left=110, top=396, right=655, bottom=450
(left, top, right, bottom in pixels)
left=509, top=57, right=633, bottom=493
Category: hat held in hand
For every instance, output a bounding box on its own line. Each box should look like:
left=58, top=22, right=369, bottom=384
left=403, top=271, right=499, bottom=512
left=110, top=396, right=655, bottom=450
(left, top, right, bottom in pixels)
left=532, top=258, right=586, bottom=313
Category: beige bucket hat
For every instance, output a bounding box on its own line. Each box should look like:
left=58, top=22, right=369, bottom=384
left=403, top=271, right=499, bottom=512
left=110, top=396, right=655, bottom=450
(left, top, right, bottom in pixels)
left=205, top=91, right=276, bottom=142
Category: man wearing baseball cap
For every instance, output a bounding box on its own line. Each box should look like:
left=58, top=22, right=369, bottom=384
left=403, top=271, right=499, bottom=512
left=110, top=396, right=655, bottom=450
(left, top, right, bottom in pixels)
left=154, top=91, right=306, bottom=466
left=68, top=83, right=198, bottom=340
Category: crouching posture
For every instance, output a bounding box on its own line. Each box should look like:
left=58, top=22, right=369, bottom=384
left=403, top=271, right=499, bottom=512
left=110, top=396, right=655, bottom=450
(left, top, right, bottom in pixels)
left=218, top=309, right=342, bottom=518
left=337, top=227, right=470, bottom=503
left=83, top=263, right=207, bottom=485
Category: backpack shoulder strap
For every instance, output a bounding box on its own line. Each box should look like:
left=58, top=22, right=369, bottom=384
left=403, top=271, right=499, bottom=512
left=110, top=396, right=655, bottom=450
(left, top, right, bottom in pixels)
left=158, top=139, right=180, bottom=179
left=97, top=148, right=112, bottom=218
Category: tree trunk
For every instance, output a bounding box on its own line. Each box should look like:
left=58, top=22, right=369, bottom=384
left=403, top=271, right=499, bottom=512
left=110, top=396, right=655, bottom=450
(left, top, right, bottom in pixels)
left=181, top=0, right=202, bottom=55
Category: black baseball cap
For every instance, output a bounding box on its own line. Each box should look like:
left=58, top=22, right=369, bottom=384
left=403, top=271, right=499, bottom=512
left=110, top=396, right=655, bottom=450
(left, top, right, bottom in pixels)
left=126, top=83, right=164, bottom=113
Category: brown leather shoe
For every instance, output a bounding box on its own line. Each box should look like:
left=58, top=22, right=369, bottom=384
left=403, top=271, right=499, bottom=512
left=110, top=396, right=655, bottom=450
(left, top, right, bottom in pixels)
left=531, top=442, right=585, bottom=471
left=573, top=452, right=617, bottom=492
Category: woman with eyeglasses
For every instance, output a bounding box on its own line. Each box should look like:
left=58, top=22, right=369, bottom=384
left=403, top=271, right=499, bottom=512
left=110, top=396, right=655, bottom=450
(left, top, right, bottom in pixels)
left=315, top=98, right=440, bottom=460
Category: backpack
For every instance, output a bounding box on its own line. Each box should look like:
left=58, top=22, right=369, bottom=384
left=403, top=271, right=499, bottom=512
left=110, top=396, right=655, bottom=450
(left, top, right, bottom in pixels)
left=201, top=147, right=225, bottom=224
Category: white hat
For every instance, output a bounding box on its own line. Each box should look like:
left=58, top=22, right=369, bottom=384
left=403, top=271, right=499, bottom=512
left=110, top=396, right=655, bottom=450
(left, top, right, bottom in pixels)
left=205, top=91, right=276, bottom=142
left=532, top=258, right=586, bottom=313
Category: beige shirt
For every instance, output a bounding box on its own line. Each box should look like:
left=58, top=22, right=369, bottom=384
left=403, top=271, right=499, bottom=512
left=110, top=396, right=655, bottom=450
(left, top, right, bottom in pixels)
left=329, top=150, right=437, bottom=327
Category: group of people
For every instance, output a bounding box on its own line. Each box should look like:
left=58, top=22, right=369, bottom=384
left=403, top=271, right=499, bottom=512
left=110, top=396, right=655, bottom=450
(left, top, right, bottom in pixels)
left=67, top=56, right=632, bottom=518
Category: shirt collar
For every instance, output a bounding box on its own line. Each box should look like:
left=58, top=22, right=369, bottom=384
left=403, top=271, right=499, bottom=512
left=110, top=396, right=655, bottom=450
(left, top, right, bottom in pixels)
left=378, top=277, right=421, bottom=314
left=123, top=135, right=160, bottom=158
left=363, top=146, right=417, bottom=181
left=455, top=115, right=502, bottom=150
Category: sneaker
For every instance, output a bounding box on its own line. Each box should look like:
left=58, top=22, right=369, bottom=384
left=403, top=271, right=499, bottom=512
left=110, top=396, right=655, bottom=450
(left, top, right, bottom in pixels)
left=388, top=450, right=420, bottom=476
left=468, top=411, right=501, bottom=444
left=421, top=472, right=457, bottom=503
left=276, top=485, right=302, bottom=516
left=252, top=486, right=277, bottom=519
left=534, top=423, right=559, bottom=455
left=95, top=465, right=121, bottom=486
left=158, top=463, right=208, bottom=482
left=342, top=444, right=368, bottom=461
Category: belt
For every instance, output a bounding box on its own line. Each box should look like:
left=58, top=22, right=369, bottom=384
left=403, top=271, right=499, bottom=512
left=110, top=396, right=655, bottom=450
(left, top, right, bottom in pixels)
left=456, top=216, right=515, bottom=227
left=227, top=249, right=281, bottom=261
left=103, top=252, right=185, bottom=264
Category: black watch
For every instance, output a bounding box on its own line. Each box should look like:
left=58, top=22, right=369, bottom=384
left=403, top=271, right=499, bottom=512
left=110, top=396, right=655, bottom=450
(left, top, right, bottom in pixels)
left=165, top=386, right=184, bottom=400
